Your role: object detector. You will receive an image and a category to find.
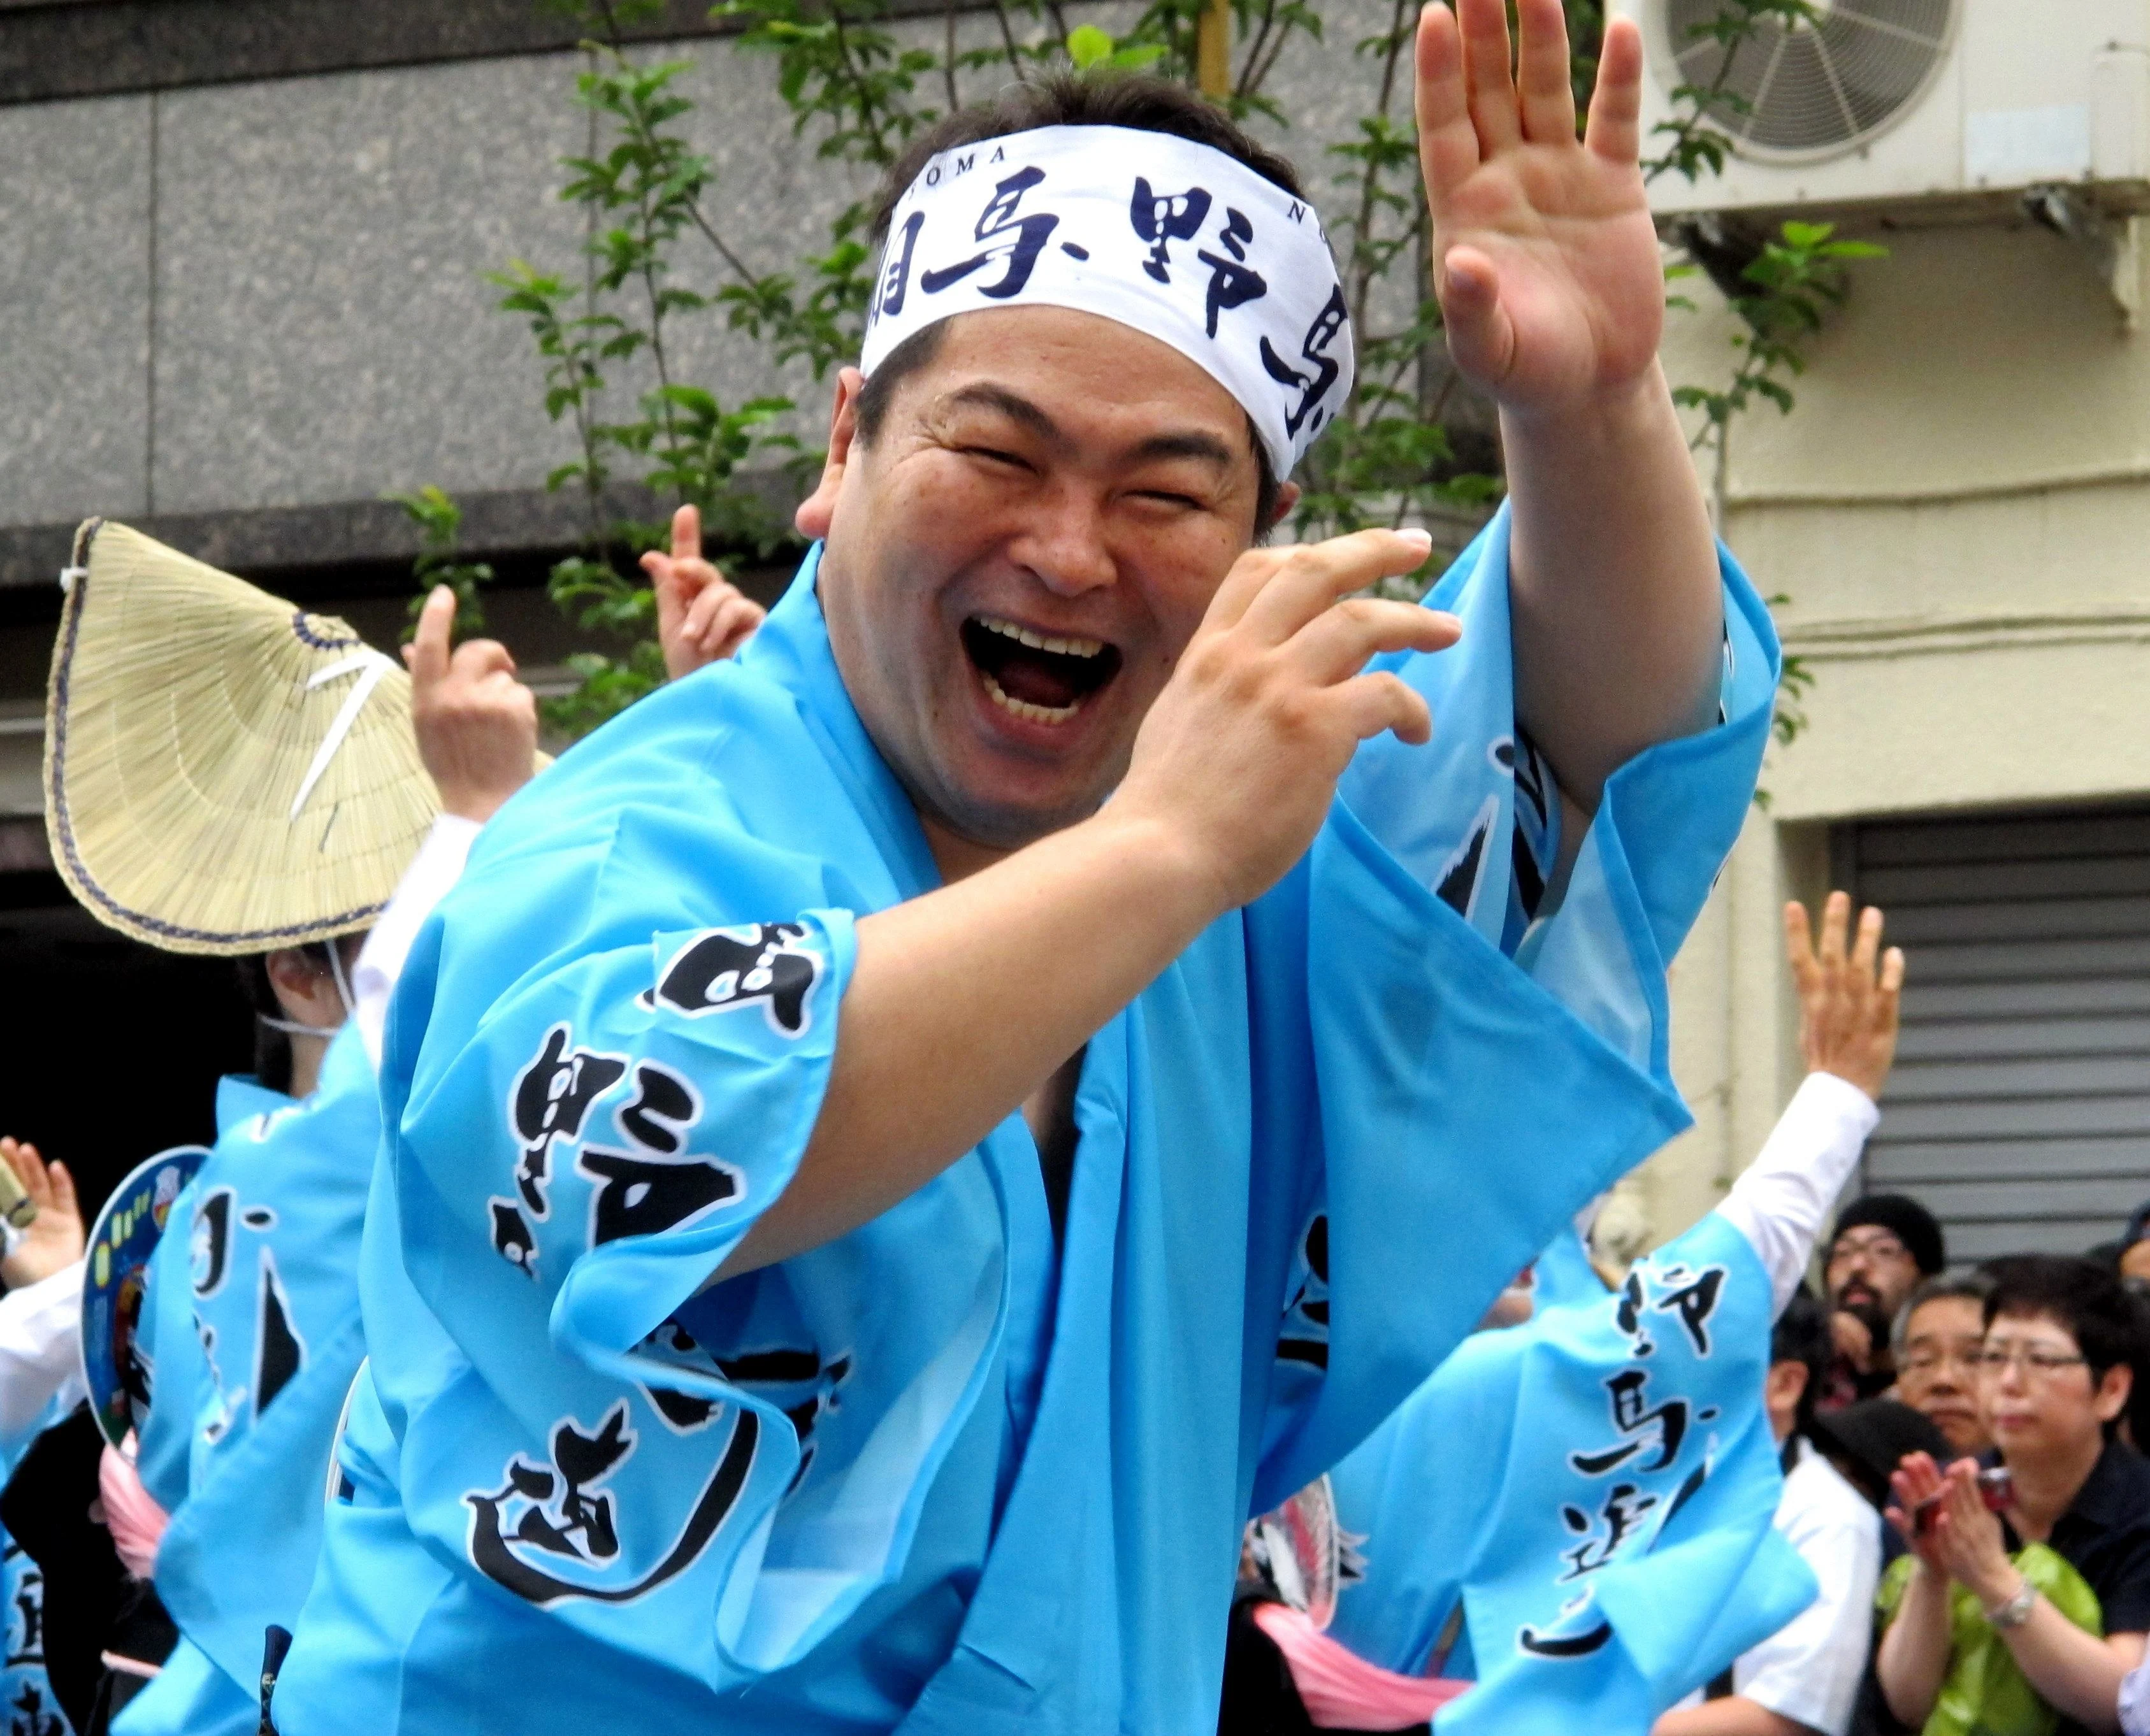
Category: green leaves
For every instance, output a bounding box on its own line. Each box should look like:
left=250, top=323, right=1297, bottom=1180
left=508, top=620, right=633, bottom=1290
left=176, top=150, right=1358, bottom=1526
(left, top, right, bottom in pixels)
left=389, top=485, right=494, bottom=640
left=485, top=0, right=1845, bottom=749
left=1066, top=24, right=1166, bottom=71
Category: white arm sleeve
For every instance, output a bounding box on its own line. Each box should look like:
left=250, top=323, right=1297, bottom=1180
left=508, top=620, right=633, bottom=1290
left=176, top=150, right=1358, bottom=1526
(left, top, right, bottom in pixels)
left=1735, top=1445, right=1884, bottom=1736
left=0, top=1260, right=86, bottom=1446
left=1714, top=1072, right=1880, bottom=1318
left=352, top=814, right=482, bottom=1070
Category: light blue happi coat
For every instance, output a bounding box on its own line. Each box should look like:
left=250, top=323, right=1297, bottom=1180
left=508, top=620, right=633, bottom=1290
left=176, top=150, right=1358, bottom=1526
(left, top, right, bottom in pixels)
left=0, top=1399, right=75, bottom=1736
left=120, top=1024, right=380, bottom=1736
left=1324, top=1210, right=1817, bottom=1732
left=275, top=508, right=1778, bottom=1735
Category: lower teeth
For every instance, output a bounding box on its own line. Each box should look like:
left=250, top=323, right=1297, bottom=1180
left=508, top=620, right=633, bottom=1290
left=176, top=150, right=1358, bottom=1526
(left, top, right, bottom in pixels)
left=982, top=672, right=1079, bottom=724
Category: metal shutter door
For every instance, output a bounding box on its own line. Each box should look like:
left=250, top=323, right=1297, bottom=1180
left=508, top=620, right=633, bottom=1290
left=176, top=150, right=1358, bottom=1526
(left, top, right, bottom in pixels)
left=1846, top=806, right=2150, bottom=1264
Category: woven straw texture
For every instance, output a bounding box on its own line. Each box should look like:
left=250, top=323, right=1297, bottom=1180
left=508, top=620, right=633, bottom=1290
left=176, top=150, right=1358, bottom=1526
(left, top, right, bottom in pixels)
left=44, top=519, right=438, bottom=955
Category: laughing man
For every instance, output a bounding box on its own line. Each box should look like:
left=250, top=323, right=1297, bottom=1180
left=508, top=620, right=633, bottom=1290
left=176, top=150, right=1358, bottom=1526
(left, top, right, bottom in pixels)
left=274, top=4, right=1785, bottom=1730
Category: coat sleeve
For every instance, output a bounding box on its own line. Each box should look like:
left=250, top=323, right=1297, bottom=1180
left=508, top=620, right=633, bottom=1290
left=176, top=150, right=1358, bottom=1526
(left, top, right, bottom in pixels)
left=1247, top=505, right=1781, bottom=1505
left=375, top=793, right=1006, bottom=1692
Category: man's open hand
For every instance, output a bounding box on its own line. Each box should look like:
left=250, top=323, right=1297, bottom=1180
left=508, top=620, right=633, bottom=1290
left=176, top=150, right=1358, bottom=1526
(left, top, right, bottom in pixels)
left=0, top=1138, right=82, bottom=1289
left=1787, top=891, right=1905, bottom=1103
left=1417, top=0, right=1666, bottom=416
left=1117, top=529, right=1460, bottom=912
left=405, top=587, right=540, bottom=825
left=643, top=505, right=765, bottom=680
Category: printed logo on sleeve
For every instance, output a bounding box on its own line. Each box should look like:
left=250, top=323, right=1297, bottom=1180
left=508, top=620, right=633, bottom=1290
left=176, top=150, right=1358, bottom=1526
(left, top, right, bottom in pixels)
left=643, top=924, right=823, bottom=1038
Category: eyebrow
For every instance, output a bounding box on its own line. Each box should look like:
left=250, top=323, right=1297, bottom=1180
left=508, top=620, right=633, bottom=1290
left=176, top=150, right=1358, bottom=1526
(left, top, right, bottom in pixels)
left=941, top=384, right=1240, bottom=471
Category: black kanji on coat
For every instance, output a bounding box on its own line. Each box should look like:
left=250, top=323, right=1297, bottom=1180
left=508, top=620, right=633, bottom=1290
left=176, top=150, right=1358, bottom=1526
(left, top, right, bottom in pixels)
left=510, top=1026, right=628, bottom=1218
left=649, top=924, right=819, bottom=1037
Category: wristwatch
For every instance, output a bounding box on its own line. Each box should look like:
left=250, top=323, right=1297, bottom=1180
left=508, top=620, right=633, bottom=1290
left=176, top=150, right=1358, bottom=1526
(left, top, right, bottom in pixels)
left=1985, top=1576, right=2038, bottom=1630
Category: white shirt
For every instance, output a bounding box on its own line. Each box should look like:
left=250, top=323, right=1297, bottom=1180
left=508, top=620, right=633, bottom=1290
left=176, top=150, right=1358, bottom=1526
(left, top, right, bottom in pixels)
left=0, top=1259, right=87, bottom=1447
left=1716, top=1072, right=1881, bottom=1316
left=1735, top=1437, right=1883, bottom=1736
left=352, top=812, right=482, bottom=1070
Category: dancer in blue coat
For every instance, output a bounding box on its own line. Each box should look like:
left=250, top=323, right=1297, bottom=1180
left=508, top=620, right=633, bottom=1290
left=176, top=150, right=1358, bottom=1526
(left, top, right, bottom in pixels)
left=278, top=8, right=1784, bottom=1729
left=39, top=535, right=544, bottom=1736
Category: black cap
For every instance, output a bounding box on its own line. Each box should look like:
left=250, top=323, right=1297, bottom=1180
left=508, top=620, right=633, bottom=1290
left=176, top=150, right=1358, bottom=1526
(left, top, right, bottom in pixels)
left=1833, top=1193, right=1946, bottom=1276
left=1807, top=1399, right=1954, bottom=1508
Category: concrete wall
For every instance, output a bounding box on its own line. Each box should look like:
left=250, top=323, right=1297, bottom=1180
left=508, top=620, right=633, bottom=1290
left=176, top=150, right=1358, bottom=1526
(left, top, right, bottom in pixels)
left=1613, top=208, right=2150, bottom=1257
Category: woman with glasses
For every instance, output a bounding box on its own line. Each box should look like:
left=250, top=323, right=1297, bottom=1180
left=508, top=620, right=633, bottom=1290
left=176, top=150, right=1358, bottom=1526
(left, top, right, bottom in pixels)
left=1875, top=1256, right=2150, bottom=1736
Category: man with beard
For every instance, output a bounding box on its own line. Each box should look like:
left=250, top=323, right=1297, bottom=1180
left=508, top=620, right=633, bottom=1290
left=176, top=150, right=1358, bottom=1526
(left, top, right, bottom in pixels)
left=1819, top=1194, right=1947, bottom=1411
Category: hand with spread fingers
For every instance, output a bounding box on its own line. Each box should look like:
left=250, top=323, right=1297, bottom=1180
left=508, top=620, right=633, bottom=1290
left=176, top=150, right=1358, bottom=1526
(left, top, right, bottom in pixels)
left=404, top=586, right=542, bottom=826
left=1415, top=0, right=1667, bottom=413
left=1118, top=527, right=1461, bottom=911
left=0, top=1137, right=83, bottom=1289
left=1787, top=890, right=1907, bottom=1103
left=644, top=505, right=767, bottom=680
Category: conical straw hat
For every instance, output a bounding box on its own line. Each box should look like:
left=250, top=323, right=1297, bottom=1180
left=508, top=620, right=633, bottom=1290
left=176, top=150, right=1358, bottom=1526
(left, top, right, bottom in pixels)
left=43, top=519, right=439, bottom=956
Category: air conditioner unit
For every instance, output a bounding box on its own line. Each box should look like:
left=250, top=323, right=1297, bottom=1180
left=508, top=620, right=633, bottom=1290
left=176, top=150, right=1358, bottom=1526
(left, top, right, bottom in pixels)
left=1614, top=0, right=2150, bottom=219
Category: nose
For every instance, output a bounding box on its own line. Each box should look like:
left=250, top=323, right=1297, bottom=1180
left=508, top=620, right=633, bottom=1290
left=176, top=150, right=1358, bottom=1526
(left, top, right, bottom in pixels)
left=1014, top=484, right=1118, bottom=598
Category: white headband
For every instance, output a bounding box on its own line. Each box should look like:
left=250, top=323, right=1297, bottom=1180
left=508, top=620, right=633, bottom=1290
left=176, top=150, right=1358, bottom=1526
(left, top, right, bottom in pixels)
left=860, top=124, right=1355, bottom=477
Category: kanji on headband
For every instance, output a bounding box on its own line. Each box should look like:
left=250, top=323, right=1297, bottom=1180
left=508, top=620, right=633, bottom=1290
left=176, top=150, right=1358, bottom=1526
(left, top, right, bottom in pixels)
left=860, top=124, right=1355, bottom=477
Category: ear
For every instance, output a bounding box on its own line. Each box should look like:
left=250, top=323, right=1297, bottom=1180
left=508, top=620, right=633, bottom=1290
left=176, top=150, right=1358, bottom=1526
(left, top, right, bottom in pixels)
left=2096, top=1359, right=2133, bottom=1424
left=1264, top=479, right=1301, bottom=534
left=263, top=947, right=341, bottom=1028
left=795, top=368, right=867, bottom=542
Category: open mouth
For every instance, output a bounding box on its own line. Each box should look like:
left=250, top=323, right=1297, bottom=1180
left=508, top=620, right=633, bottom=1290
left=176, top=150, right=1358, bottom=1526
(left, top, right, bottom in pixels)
left=960, top=614, right=1122, bottom=725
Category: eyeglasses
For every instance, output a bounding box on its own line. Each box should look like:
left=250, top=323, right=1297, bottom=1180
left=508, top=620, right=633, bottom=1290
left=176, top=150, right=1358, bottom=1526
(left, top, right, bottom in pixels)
left=1899, top=1347, right=1982, bottom=1376
left=1973, top=1346, right=2089, bottom=1379
left=1829, top=1232, right=1910, bottom=1265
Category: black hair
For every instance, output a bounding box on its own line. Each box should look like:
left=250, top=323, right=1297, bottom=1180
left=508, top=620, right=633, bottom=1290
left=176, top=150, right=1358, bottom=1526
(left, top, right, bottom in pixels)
left=856, top=74, right=1303, bottom=533
left=1982, top=1253, right=2140, bottom=1387
left=1772, top=1289, right=1833, bottom=1442
left=1891, top=1270, right=1993, bottom=1353
left=234, top=938, right=357, bottom=1094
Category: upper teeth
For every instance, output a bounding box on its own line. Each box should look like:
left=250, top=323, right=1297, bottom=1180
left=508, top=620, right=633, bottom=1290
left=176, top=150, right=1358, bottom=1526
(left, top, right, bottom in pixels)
left=975, top=615, right=1106, bottom=660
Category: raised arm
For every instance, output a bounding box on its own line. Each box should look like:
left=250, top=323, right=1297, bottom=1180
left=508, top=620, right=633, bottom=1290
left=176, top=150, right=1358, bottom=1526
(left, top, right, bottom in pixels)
left=1716, top=893, right=1905, bottom=1314
left=1417, top=0, right=1722, bottom=820
left=642, top=505, right=768, bottom=680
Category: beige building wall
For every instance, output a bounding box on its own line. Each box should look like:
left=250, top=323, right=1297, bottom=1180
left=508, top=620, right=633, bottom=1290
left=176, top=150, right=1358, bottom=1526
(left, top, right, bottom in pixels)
left=1600, top=208, right=2150, bottom=1259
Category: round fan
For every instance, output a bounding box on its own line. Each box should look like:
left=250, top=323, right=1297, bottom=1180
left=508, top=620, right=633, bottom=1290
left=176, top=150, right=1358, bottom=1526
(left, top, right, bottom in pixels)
left=1655, top=0, right=1959, bottom=164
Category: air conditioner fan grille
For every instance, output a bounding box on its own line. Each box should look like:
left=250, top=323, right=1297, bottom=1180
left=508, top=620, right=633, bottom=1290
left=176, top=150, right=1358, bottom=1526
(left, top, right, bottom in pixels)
left=1664, top=0, right=1953, bottom=160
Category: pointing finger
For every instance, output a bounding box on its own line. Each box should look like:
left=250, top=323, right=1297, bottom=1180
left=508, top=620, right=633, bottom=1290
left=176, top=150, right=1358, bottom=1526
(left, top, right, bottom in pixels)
left=409, top=587, right=456, bottom=692
left=672, top=503, right=702, bottom=564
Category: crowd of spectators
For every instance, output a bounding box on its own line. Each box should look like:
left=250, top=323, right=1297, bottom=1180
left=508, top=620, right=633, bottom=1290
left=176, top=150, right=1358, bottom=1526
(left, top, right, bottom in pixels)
left=1690, top=1186, right=2150, bottom=1736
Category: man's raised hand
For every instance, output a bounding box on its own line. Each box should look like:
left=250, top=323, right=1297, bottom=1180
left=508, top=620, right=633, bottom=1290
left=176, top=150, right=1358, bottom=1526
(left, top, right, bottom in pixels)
left=405, top=585, right=540, bottom=826
left=0, top=1138, right=82, bottom=1289
left=1787, top=891, right=1906, bottom=1103
left=1117, top=529, right=1460, bottom=912
left=1417, top=0, right=1666, bottom=415
left=644, top=505, right=766, bottom=680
